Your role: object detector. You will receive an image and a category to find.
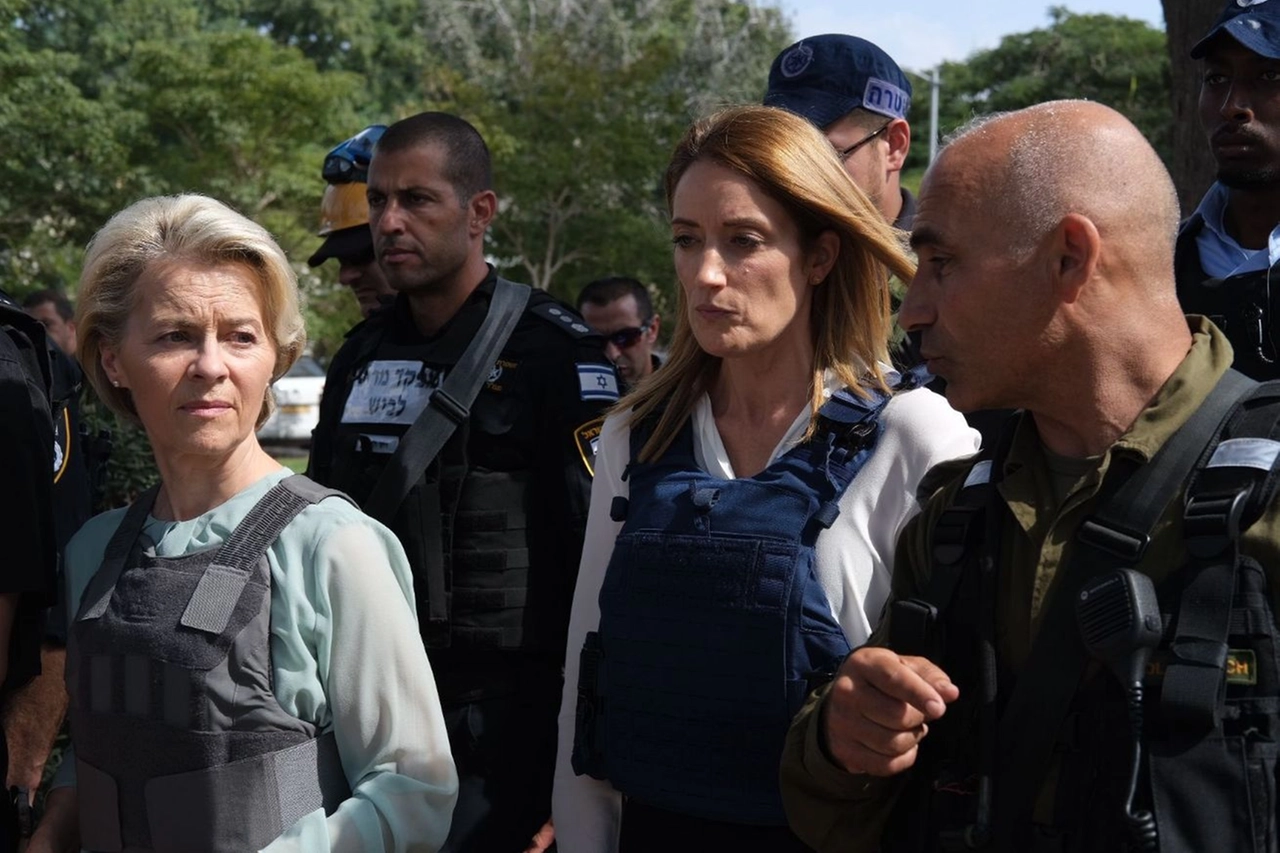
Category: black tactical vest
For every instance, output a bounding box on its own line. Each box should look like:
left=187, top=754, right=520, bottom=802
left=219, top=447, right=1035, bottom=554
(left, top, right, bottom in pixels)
left=323, top=326, right=534, bottom=655
left=883, top=401, right=1280, bottom=853
left=1176, top=216, right=1280, bottom=381
left=67, top=475, right=351, bottom=853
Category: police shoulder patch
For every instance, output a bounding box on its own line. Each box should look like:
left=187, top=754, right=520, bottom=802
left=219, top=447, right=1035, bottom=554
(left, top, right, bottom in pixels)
left=574, top=416, right=606, bottom=476
left=578, top=363, right=620, bottom=402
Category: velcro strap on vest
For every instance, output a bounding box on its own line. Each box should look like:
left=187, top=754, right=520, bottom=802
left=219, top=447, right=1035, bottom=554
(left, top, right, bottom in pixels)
left=144, top=731, right=349, bottom=852
left=456, top=548, right=530, bottom=571
left=180, top=564, right=251, bottom=634
left=452, top=587, right=528, bottom=609
left=455, top=508, right=528, bottom=533
left=79, top=732, right=349, bottom=853
left=452, top=625, right=524, bottom=649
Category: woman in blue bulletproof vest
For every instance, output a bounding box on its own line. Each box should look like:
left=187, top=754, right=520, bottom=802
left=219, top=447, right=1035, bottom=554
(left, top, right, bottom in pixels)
left=550, top=106, right=981, bottom=851
left=27, top=195, right=458, bottom=853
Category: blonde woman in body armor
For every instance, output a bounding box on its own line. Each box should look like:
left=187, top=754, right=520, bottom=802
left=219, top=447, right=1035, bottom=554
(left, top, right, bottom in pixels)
left=27, top=194, right=457, bottom=853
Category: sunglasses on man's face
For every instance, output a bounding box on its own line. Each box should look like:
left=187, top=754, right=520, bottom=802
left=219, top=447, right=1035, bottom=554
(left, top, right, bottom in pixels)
left=604, top=320, right=653, bottom=349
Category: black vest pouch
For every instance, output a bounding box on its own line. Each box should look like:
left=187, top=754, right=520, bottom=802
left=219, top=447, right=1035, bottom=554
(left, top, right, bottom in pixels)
left=1147, top=556, right=1280, bottom=853
left=1048, top=675, right=1141, bottom=853
left=1147, top=732, right=1271, bottom=853
left=881, top=550, right=993, bottom=853
left=399, top=469, right=452, bottom=649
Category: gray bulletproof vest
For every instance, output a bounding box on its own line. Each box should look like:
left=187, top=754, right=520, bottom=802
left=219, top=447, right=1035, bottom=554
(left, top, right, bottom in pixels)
left=67, top=475, right=353, bottom=853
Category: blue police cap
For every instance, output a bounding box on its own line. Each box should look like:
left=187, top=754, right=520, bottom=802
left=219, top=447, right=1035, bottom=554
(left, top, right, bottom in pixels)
left=1192, top=0, right=1280, bottom=60
left=764, top=34, right=912, bottom=130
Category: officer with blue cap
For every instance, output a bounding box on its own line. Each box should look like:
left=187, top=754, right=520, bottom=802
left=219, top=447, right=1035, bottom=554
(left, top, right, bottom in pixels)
left=765, top=34, right=915, bottom=229
left=1177, top=0, right=1280, bottom=380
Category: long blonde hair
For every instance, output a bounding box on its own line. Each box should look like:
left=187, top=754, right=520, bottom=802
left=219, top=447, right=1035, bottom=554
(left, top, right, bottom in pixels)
left=627, top=105, right=916, bottom=462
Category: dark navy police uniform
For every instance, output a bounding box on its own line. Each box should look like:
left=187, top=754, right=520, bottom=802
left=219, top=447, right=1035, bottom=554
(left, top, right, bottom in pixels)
left=0, top=292, right=59, bottom=851
left=309, top=267, right=617, bottom=851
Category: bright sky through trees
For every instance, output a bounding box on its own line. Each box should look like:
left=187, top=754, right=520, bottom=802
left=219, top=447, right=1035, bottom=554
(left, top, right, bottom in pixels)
left=780, top=1, right=1164, bottom=71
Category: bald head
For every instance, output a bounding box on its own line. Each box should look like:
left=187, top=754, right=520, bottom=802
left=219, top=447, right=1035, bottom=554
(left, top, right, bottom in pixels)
left=903, top=100, right=1194, bottom=432
left=937, top=100, right=1179, bottom=284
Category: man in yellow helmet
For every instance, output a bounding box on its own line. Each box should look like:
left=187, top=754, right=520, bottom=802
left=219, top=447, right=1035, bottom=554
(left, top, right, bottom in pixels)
left=308, top=126, right=396, bottom=318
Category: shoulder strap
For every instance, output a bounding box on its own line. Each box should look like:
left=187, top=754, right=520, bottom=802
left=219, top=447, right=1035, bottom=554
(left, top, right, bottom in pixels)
left=178, top=476, right=345, bottom=636
left=805, top=384, right=895, bottom=531
left=1162, top=379, right=1280, bottom=728
left=362, top=277, right=531, bottom=523
left=993, top=368, right=1257, bottom=839
left=889, top=412, right=1019, bottom=657
left=77, top=485, right=161, bottom=622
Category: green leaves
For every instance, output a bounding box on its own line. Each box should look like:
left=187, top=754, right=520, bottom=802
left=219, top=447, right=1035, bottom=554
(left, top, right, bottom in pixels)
left=906, top=10, right=1170, bottom=171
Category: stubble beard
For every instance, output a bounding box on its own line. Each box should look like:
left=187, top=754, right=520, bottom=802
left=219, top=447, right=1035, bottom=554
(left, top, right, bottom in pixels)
left=1218, top=161, right=1280, bottom=191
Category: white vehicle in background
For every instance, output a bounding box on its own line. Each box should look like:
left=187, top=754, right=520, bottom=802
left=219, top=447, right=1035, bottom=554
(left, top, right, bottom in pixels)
left=258, top=355, right=327, bottom=445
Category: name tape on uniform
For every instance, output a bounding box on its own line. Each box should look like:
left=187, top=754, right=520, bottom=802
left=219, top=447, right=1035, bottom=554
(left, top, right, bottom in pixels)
left=342, top=359, right=444, bottom=426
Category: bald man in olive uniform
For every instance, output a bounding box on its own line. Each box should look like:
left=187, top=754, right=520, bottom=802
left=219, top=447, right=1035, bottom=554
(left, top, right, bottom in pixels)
left=781, top=101, right=1280, bottom=852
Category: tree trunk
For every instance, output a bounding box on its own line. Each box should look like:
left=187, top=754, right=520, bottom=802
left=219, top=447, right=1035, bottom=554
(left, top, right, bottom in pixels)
left=1162, top=0, right=1224, bottom=214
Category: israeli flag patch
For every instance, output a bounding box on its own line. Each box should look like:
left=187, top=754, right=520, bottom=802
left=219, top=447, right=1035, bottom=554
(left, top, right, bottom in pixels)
left=578, top=364, right=620, bottom=402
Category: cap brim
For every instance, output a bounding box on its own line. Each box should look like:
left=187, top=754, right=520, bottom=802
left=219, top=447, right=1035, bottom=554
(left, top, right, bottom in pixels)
left=307, top=225, right=373, bottom=267
left=764, top=88, right=860, bottom=130
left=1192, top=17, right=1280, bottom=59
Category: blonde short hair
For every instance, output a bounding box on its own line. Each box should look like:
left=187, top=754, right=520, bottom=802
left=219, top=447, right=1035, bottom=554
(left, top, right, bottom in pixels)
left=627, top=105, right=915, bottom=462
left=76, top=194, right=306, bottom=428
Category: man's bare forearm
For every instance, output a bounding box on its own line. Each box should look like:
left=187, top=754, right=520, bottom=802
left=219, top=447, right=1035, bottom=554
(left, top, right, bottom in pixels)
left=3, top=645, right=67, bottom=793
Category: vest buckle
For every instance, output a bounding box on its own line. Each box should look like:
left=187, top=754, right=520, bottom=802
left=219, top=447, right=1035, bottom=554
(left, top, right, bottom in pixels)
left=933, top=506, right=981, bottom=566
left=428, top=388, right=469, bottom=424
left=1184, top=488, right=1249, bottom=558
left=890, top=598, right=939, bottom=657
left=1076, top=518, right=1150, bottom=562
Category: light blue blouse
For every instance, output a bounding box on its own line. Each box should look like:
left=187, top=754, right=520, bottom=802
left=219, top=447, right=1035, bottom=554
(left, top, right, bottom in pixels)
left=57, top=468, right=458, bottom=852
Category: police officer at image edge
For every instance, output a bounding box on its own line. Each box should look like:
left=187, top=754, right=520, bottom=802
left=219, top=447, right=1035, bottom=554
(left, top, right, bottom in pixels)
left=1176, top=0, right=1280, bottom=380
left=306, top=112, right=619, bottom=852
left=0, top=289, right=60, bottom=851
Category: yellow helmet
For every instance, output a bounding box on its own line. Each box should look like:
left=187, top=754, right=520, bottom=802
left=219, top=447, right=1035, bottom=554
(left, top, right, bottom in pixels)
left=317, top=182, right=370, bottom=236
left=309, top=183, right=375, bottom=267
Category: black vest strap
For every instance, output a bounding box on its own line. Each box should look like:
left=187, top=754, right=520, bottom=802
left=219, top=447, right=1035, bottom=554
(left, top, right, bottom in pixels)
left=1163, top=381, right=1280, bottom=728
left=992, top=368, right=1256, bottom=844
left=362, top=277, right=531, bottom=524
left=890, top=414, right=1019, bottom=659
left=360, top=278, right=530, bottom=636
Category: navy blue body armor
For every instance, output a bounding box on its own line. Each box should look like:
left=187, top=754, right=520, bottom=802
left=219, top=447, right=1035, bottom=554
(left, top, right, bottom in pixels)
left=573, top=383, right=899, bottom=825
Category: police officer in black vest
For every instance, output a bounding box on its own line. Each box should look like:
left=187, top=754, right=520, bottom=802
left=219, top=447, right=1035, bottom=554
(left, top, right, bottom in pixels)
left=307, top=112, right=618, bottom=852
left=5, top=292, right=93, bottom=831
left=1177, top=0, right=1280, bottom=380
left=0, top=290, right=59, bottom=851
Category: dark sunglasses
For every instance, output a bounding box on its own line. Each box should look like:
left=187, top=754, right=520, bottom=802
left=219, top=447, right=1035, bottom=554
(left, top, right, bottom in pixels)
left=322, top=125, right=388, bottom=183
left=604, top=320, right=653, bottom=349
left=834, top=122, right=891, bottom=163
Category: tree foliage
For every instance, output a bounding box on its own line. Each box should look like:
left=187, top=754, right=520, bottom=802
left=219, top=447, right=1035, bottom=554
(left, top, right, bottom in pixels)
left=2, top=0, right=790, bottom=342
left=904, top=8, right=1170, bottom=173
left=2, top=0, right=366, bottom=347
